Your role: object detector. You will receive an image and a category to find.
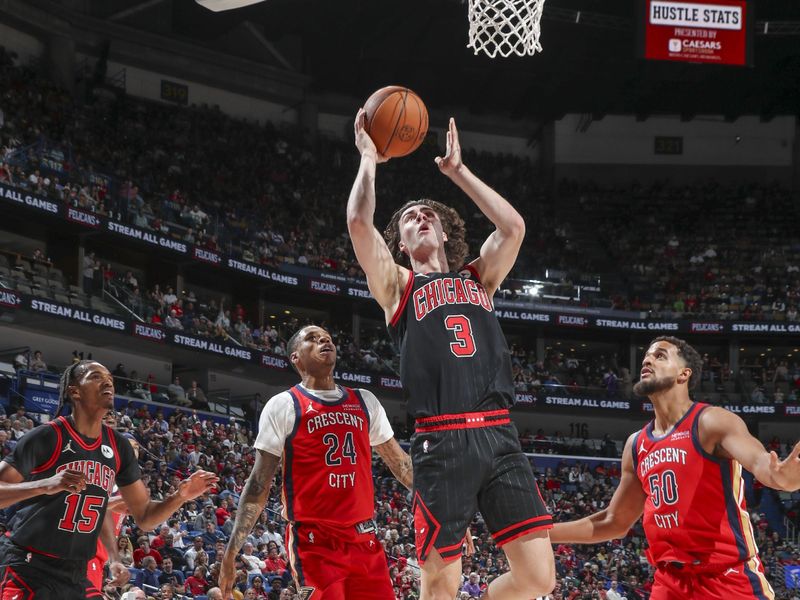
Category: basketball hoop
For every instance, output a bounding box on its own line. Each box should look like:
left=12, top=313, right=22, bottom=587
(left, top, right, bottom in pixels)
left=467, top=0, right=546, bottom=58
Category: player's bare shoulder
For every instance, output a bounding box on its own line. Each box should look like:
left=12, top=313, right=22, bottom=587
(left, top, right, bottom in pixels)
left=696, top=404, right=745, bottom=456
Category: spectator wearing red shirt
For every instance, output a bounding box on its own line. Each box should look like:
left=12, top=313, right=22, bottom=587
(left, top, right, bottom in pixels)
left=261, top=546, right=286, bottom=577
left=150, top=525, right=171, bottom=550
left=133, top=536, right=163, bottom=568
left=215, top=498, right=231, bottom=526
left=184, top=566, right=209, bottom=596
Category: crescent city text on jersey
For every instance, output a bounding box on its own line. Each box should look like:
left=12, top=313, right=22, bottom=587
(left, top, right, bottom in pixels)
left=307, top=412, right=365, bottom=434
left=413, top=276, right=493, bottom=321
left=638, top=447, right=688, bottom=479
left=57, top=461, right=116, bottom=496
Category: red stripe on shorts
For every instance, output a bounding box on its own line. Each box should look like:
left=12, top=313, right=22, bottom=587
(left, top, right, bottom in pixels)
left=415, top=409, right=510, bottom=432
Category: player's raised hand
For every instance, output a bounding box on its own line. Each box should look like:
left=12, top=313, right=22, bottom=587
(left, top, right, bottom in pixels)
left=769, top=440, right=800, bottom=491
left=42, top=469, right=86, bottom=495
left=107, top=560, right=131, bottom=587
left=434, top=117, right=463, bottom=176
left=354, top=108, right=389, bottom=164
left=176, top=469, right=219, bottom=500
left=219, top=553, right=237, bottom=599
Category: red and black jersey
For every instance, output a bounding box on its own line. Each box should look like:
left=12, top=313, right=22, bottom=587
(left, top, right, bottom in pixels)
left=3, top=416, right=140, bottom=562
left=388, top=266, right=514, bottom=418
left=633, top=403, right=759, bottom=568
left=281, top=385, right=374, bottom=527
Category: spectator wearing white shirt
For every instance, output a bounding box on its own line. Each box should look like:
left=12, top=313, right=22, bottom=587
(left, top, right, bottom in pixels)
left=239, top=542, right=266, bottom=576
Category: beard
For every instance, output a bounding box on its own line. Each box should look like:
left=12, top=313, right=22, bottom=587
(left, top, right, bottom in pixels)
left=633, top=375, right=674, bottom=397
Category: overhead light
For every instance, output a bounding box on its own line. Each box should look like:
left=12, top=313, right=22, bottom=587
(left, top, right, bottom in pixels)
left=195, top=0, right=266, bottom=11
left=523, top=284, right=542, bottom=297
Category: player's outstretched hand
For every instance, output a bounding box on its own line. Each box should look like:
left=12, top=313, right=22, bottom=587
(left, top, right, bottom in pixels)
left=42, top=468, right=86, bottom=495
left=769, top=440, right=800, bottom=491
left=219, top=553, right=237, bottom=599
left=354, top=108, right=389, bottom=164
left=107, top=560, right=131, bottom=587
left=434, top=117, right=463, bottom=177
left=177, top=469, right=219, bottom=501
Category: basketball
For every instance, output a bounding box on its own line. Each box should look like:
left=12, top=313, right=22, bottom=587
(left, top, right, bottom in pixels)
left=363, top=86, right=429, bottom=158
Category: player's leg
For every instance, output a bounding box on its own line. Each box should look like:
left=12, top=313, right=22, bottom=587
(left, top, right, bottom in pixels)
left=482, top=530, right=553, bottom=600
left=286, top=523, right=347, bottom=599
left=648, top=567, right=694, bottom=600
left=410, top=430, right=478, bottom=600
left=692, top=559, right=775, bottom=600
left=342, top=540, right=395, bottom=600
left=478, top=426, right=554, bottom=600
left=419, top=548, right=463, bottom=600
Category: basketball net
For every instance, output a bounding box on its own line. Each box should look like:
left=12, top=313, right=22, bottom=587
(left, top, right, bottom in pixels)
left=467, top=0, right=546, bottom=58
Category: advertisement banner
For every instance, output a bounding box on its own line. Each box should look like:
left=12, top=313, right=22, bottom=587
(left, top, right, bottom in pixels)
left=24, top=388, right=59, bottom=414
left=4, top=181, right=800, bottom=337
left=643, top=0, right=751, bottom=66
left=107, top=221, right=188, bottom=255
left=28, top=297, right=126, bottom=331
left=0, top=290, right=23, bottom=309
left=0, top=182, right=60, bottom=216
left=66, top=207, right=103, bottom=229
left=171, top=332, right=254, bottom=362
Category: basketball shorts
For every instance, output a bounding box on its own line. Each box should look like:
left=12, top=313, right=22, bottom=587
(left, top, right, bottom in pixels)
left=0, top=540, right=103, bottom=600
left=411, top=409, right=552, bottom=564
left=652, top=557, right=775, bottom=600
left=286, top=521, right=395, bottom=600
left=86, top=555, right=105, bottom=591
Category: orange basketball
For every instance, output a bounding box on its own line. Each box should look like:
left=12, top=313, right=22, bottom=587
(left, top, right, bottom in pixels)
left=363, top=86, right=428, bottom=158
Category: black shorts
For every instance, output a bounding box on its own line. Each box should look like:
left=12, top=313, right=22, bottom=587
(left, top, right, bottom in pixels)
left=0, top=540, right=101, bottom=600
left=411, top=409, right=552, bottom=564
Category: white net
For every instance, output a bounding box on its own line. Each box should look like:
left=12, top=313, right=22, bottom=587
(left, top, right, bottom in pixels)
left=467, top=0, right=546, bottom=58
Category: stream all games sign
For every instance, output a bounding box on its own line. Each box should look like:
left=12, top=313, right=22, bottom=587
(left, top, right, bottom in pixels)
left=641, top=0, right=752, bottom=66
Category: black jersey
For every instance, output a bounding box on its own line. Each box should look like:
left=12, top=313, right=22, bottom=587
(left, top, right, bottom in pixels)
left=388, top=265, right=515, bottom=418
left=3, top=416, right=140, bottom=562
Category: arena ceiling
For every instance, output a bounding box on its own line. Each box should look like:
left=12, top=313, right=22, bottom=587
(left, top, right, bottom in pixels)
left=85, top=0, right=800, bottom=118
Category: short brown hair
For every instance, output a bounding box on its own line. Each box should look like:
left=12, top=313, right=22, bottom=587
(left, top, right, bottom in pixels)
left=651, top=336, right=703, bottom=390
left=384, top=199, right=469, bottom=272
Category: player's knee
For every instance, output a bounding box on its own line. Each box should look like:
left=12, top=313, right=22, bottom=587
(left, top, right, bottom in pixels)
left=514, top=565, right=555, bottom=596
left=426, top=583, right=460, bottom=600
left=422, top=569, right=461, bottom=600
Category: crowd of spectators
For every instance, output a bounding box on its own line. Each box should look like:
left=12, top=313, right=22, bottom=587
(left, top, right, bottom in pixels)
left=564, top=181, right=800, bottom=321
left=4, top=50, right=800, bottom=322
left=1, top=50, right=586, bottom=304
left=4, top=341, right=800, bottom=599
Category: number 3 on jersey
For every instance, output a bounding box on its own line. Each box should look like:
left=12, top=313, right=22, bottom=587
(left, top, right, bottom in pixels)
left=444, top=315, right=476, bottom=357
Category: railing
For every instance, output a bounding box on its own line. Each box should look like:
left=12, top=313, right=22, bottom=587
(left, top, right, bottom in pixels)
left=107, top=67, right=126, bottom=91
left=103, top=285, right=144, bottom=322
left=786, top=516, right=797, bottom=545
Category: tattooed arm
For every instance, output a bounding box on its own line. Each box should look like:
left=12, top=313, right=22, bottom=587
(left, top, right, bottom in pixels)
left=219, top=449, right=281, bottom=598
left=374, top=438, right=413, bottom=490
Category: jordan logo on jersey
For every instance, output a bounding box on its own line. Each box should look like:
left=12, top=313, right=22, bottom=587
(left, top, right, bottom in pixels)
left=305, top=404, right=318, bottom=415
left=62, top=439, right=76, bottom=454
left=638, top=439, right=647, bottom=455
